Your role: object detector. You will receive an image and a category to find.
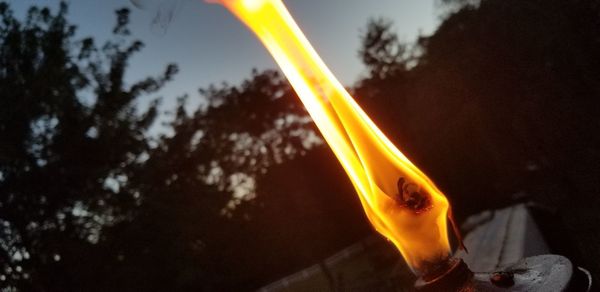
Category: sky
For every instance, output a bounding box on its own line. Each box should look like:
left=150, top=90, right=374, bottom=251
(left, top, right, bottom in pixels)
left=10, top=0, right=440, bottom=114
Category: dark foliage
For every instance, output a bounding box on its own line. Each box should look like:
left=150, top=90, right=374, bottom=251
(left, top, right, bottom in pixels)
left=0, top=3, right=175, bottom=290
left=0, top=2, right=316, bottom=290
left=356, top=0, right=600, bottom=281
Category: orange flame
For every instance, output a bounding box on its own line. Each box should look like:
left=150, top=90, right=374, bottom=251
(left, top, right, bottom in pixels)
left=211, top=0, right=453, bottom=274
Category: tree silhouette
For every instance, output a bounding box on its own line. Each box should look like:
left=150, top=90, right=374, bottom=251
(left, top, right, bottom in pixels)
left=356, top=0, right=600, bottom=280
left=0, top=2, right=178, bottom=290
left=94, top=68, right=318, bottom=291
left=0, top=1, right=317, bottom=289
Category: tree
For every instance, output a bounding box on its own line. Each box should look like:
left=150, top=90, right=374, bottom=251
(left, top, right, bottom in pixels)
left=93, top=68, right=318, bottom=291
left=0, top=3, right=176, bottom=290
left=355, top=0, right=600, bottom=280
left=0, top=1, right=323, bottom=289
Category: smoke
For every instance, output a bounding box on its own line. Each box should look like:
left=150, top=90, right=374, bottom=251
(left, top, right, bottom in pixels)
left=130, top=0, right=187, bottom=35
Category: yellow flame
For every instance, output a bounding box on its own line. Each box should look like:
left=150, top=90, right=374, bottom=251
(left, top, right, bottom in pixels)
left=212, top=0, right=451, bottom=273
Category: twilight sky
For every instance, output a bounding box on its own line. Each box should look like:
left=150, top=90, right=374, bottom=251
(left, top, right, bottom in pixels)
left=11, top=0, right=439, bottom=114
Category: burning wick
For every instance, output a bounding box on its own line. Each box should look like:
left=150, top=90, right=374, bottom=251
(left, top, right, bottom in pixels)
left=396, top=177, right=431, bottom=212
left=211, top=0, right=465, bottom=278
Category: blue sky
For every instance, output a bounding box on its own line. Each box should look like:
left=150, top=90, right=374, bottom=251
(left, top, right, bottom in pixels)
left=10, top=0, right=439, bottom=115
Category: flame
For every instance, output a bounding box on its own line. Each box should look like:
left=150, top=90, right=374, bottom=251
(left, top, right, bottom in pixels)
left=211, top=0, right=453, bottom=274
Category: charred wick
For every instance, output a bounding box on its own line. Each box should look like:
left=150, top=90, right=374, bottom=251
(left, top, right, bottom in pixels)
left=396, top=177, right=431, bottom=212
left=395, top=177, right=468, bottom=251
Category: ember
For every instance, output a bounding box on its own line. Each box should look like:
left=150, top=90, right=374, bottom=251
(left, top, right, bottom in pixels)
left=396, top=177, right=431, bottom=212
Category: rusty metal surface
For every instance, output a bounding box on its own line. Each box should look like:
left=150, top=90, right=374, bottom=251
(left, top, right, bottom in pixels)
left=471, top=255, right=573, bottom=291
